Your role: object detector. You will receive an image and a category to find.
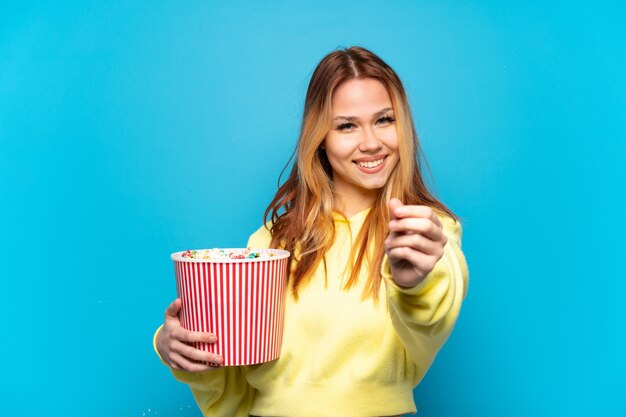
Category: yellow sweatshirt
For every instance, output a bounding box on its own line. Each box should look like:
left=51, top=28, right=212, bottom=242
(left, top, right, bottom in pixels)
left=154, top=209, right=469, bottom=417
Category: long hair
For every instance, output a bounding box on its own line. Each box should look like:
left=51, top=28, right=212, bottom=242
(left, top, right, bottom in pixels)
left=264, top=46, right=459, bottom=302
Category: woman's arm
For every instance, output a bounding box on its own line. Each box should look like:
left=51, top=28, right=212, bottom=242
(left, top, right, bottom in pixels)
left=382, top=200, right=469, bottom=384
left=152, top=225, right=273, bottom=416
left=153, top=302, right=256, bottom=417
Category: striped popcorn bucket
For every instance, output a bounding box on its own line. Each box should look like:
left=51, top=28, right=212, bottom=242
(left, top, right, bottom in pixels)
left=171, top=249, right=290, bottom=366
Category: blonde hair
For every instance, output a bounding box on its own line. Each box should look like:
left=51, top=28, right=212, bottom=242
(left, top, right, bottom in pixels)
left=264, top=46, right=459, bottom=302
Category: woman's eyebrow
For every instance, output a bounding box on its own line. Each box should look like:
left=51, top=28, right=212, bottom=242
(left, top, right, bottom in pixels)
left=332, top=107, right=393, bottom=121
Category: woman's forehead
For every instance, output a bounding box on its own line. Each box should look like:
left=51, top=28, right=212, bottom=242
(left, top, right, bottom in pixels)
left=331, top=78, right=393, bottom=116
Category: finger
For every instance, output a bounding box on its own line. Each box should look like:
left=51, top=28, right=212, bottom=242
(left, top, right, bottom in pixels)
left=385, top=233, right=442, bottom=257
left=388, top=198, right=403, bottom=221
left=389, top=217, right=444, bottom=241
left=387, top=247, right=438, bottom=272
left=165, top=298, right=182, bottom=319
left=172, top=327, right=218, bottom=344
left=171, top=340, right=224, bottom=365
left=392, top=204, right=442, bottom=228
left=169, top=351, right=219, bottom=372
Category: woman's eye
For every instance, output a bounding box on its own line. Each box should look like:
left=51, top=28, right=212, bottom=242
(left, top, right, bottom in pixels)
left=337, top=122, right=355, bottom=131
left=336, top=116, right=394, bottom=131
left=377, top=116, right=395, bottom=125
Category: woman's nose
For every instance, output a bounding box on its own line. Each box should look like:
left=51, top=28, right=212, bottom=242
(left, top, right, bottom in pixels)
left=358, top=127, right=383, bottom=152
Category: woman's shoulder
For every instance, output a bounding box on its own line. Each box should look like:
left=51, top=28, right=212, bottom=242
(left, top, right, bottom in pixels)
left=247, top=222, right=273, bottom=249
left=434, top=210, right=463, bottom=245
left=247, top=211, right=461, bottom=248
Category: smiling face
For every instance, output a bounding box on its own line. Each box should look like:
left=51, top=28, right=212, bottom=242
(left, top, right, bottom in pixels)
left=323, top=78, right=400, bottom=212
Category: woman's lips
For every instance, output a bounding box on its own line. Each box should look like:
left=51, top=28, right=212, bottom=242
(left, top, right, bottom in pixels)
left=353, top=155, right=387, bottom=174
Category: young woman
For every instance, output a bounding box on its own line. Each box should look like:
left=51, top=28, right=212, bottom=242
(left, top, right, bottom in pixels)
left=154, top=46, right=469, bottom=417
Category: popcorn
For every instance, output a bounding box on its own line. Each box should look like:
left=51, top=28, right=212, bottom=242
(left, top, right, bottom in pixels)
left=180, top=248, right=275, bottom=260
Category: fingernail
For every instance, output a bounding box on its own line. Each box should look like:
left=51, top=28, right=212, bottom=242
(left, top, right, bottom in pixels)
left=395, top=207, right=404, bottom=216
left=389, top=221, right=397, bottom=229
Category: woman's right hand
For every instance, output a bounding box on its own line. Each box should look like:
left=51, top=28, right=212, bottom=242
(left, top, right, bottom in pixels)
left=156, top=298, right=224, bottom=372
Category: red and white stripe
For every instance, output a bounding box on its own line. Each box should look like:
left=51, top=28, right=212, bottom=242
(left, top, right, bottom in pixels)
left=174, top=258, right=288, bottom=366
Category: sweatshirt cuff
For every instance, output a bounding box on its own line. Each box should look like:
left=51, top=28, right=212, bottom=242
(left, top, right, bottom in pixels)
left=153, top=324, right=170, bottom=366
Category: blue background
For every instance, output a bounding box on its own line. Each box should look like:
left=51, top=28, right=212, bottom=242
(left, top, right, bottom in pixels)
left=1, top=1, right=624, bottom=416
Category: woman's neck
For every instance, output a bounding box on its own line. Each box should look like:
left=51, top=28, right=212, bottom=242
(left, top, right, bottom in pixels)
left=334, top=189, right=377, bottom=218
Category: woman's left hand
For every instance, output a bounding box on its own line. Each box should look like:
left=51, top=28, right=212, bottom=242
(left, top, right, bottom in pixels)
left=385, top=198, right=448, bottom=288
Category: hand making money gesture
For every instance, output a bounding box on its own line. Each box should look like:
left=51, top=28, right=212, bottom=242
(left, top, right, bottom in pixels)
left=385, top=198, right=448, bottom=288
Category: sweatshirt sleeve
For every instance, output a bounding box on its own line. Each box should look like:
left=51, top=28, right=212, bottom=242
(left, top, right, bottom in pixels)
left=381, top=214, right=469, bottom=384
left=153, top=329, right=256, bottom=416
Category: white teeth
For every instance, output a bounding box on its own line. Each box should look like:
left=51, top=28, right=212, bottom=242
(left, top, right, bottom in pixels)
left=356, top=158, right=384, bottom=168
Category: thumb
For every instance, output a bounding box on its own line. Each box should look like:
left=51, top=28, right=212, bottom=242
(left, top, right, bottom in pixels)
left=165, top=298, right=182, bottom=319
left=388, top=198, right=403, bottom=221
